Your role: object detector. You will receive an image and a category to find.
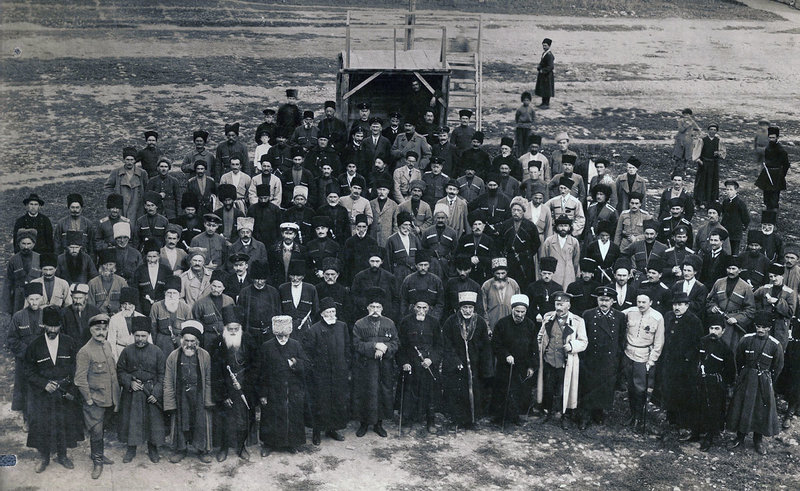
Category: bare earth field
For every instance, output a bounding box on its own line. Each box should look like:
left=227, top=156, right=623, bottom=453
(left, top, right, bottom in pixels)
left=1, top=0, right=799, bottom=489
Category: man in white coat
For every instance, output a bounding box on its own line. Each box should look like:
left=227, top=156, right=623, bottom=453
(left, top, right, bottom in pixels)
left=536, top=291, right=587, bottom=429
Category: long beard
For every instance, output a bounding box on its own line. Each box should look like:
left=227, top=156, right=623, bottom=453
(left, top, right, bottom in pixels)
left=223, top=330, right=242, bottom=350
left=181, top=343, right=197, bottom=357
left=164, top=297, right=180, bottom=313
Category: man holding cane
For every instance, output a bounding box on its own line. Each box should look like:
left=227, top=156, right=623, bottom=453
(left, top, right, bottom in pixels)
left=622, top=293, right=664, bottom=433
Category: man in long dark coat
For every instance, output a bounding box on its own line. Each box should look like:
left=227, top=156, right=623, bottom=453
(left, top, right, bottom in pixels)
left=567, top=258, right=601, bottom=316
left=398, top=297, right=441, bottom=433
left=314, top=258, right=354, bottom=327
left=728, top=311, right=784, bottom=455
left=306, top=298, right=351, bottom=445
left=491, top=294, right=536, bottom=427
left=351, top=253, right=400, bottom=321
left=210, top=305, right=257, bottom=461
left=7, top=282, right=45, bottom=423
left=13, top=193, right=54, bottom=254
left=237, top=259, right=281, bottom=347
left=117, top=316, right=166, bottom=464
left=3, top=228, right=41, bottom=315
left=497, top=197, right=541, bottom=288
left=24, top=306, right=84, bottom=473
left=686, top=314, right=735, bottom=451
left=534, top=38, right=555, bottom=108
left=579, top=286, right=626, bottom=429
left=352, top=287, right=399, bottom=438
left=164, top=322, right=214, bottom=463
left=440, top=291, right=493, bottom=430
left=755, top=126, right=790, bottom=211
left=256, top=315, right=309, bottom=455
left=658, top=292, right=704, bottom=431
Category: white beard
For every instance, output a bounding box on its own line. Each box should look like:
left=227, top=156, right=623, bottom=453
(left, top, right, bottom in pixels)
left=322, top=313, right=337, bottom=325
left=164, top=297, right=180, bottom=313
left=223, top=330, right=242, bottom=350
left=181, top=344, right=197, bottom=357
left=277, top=337, right=289, bottom=346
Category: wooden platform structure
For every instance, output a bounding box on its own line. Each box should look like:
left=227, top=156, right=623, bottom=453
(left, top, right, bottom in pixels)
left=336, top=9, right=482, bottom=130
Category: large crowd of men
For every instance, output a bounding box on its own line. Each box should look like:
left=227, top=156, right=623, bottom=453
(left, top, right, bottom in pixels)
left=2, top=86, right=797, bottom=479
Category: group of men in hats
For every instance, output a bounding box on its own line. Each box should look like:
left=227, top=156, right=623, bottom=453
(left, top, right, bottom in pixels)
left=2, top=97, right=797, bottom=478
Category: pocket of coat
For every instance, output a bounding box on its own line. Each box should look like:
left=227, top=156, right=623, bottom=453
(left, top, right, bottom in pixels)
left=92, top=362, right=108, bottom=374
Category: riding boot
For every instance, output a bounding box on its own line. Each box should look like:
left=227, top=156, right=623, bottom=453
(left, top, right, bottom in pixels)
left=90, top=440, right=103, bottom=479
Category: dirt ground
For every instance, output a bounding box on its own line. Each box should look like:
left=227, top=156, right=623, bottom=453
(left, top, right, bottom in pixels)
left=1, top=0, right=800, bottom=489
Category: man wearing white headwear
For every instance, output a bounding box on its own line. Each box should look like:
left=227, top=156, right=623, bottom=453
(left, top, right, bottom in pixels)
left=549, top=131, right=577, bottom=179
left=481, top=257, right=520, bottom=331
left=112, top=221, right=142, bottom=285
left=491, top=294, right=537, bottom=426
left=283, top=185, right=316, bottom=244
left=231, top=216, right=267, bottom=264
left=256, top=315, right=309, bottom=455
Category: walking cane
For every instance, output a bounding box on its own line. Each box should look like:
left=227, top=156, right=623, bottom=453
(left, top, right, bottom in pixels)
left=398, top=371, right=406, bottom=437
left=502, top=363, right=514, bottom=431
left=642, top=366, right=650, bottom=435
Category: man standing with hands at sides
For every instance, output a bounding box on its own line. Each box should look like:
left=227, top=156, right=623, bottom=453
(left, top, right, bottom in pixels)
left=727, top=311, right=784, bottom=455
left=491, top=294, right=537, bottom=427
left=398, top=297, right=441, bottom=434
left=534, top=38, right=555, bottom=109
left=755, top=126, right=790, bottom=212
left=352, top=288, right=399, bottom=438
left=536, top=292, right=587, bottom=430
left=74, top=313, right=119, bottom=479
left=579, top=286, right=627, bottom=429
left=117, top=316, right=166, bottom=464
left=24, top=306, right=84, bottom=474
left=622, top=293, right=664, bottom=432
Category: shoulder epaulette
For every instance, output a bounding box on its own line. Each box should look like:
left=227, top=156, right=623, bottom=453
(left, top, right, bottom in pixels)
left=768, top=335, right=781, bottom=345
left=782, top=285, right=793, bottom=293
left=620, top=209, right=631, bottom=215
left=606, top=204, right=617, bottom=212
left=99, top=217, right=109, bottom=223
left=742, top=332, right=756, bottom=338
left=665, top=247, right=675, bottom=252
left=685, top=247, right=695, bottom=254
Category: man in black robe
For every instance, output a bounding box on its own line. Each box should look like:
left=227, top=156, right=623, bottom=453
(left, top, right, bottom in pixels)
left=257, top=315, right=309, bottom=455
left=306, top=297, right=351, bottom=445
left=491, top=294, right=536, bottom=427
left=210, top=305, right=257, bottom=461
left=352, top=287, right=399, bottom=438
left=579, top=286, right=626, bottom=429
left=117, top=316, right=166, bottom=464
left=237, top=259, right=281, bottom=347
left=567, top=258, right=601, bottom=316
left=398, top=297, right=442, bottom=434
left=24, top=306, right=84, bottom=473
left=7, top=282, right=45, bottom=424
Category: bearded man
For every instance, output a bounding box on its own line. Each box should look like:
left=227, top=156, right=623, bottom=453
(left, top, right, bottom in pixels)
left=192, top=269, right=235, bottom=348
left=61, top=283, right=101, bottom=345
left=3, top=228, right=41, bottom=314
left=132, top=238, right=171, bottom=316
left=150, top=276, right=192, bottom=355
left=164, top=322, right=214, bottom=463
left=237, top=260, right=281, bottom=347
left=117, top=316, right=166, bottom=464
left=107, top=286, right=148, bottom=361
left=179, top=247, right=212, bottom=308
left=210, top=305, right=257, bottom=462
left=56, top=230, right=97, bottom=285
left=7, top=282, right=45, bottom=423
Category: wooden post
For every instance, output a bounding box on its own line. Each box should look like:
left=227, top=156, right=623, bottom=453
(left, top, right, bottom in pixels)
left=405, top=0, right=415, bottom=51
left=440, top=26, right=447, bottom=69
left=393, top=28, right=397, bottom=69
left=345, top=10, right=351, bottom=69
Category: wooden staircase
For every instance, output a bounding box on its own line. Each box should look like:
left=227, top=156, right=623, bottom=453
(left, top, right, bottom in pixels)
left=446, top=51, right=482, bottom=130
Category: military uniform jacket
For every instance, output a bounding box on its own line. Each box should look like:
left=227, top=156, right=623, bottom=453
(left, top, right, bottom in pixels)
left=584, top=239, right=621, bottom=284
left=699, top=249, right=731, bottom=286
left=305, top=238, right=341, bottom=275
left=754, top=283, right=796, bottom=348
left=566, top=278, right=600, bottom=316
left=584, top=202, right=618, bottom=244
left=755, top=142, right=790, bottom=191
left=706, top=277, right=755, bottom=332
left=170, top=214, right=203, bottom=251
left=13, top=212, right=54, bottom=254
left=397, top=199, right=433, bottom=236
left=657, top=187, right=694, bottom=221
left=720, top=196, right=750, bottom=241
left=436, top=196, right=471, bottom=240
left=498, top=218, right=541, bottom=285
left=399, top=272, right=444, bottom=321
left=657, top=216, right=693, bottom=247
left=580, top=307, right=626, bottom=409
left=525, top=280, right=563, bottom=321
left=192, top=293, right=235, bottom=346
left=615, top=173, right=648, bottom=211
left=546, top=194, right=586, bottom=237
left=28, top=277, right=72, bottom=309
left=468, top=192, right=512, bottom=234
left=279, top=282, right=319, bottom=339
left=53, top=215, right=96, bottom=256
left=622, top=307, right=665, bottom=365
left=422, top=171, right=450, bottom=207
left=662, top=246, right=699, bottom=287
left=135, top=213, right=170, bottom=250
left=2, top=252, right=41, bottom=314
left=626, top=240, right=667, bottom=277
left=456, top=233, right=495, bottom=282
left=456, top=175, right=485, bottom=203
left=385, top=231, right=422, bottom=279
left=56, top=251, right=98, bottom=285
left=615, top=209, right=653, bottom=251
left=186, top=176, right=217, bottom=215
left=87, top=274, right=128, bottom=315
left=738, top=251, right=770, bottom=289
left=75, top=338, right=120, bottom=408
left=421, top=225, right=459, bottom=262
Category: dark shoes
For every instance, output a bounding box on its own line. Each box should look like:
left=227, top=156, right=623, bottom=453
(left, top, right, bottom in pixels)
left=560, top=415, right=569, bottom=430
left=238, top=446, right=250, bottom=461
left=101, top=454, right=114, bottom=465
left=35, top=455, right=50, bottom=473
left=56, top=454, right=73, bottom=469
left=754, top=440, right=767, bottom=455
left=260, top=446, right=271, bottom=458
left=783, top=415, right=794, bottom=430
left=699, top=438, right=713, bottom=452
left=216, top=448, right=228, bottom=462
left=148, top=444, right=160, bottom=463
left=679, top=432, right=701, bottom=443
left=169, top=450, right=186, bottom=463
left=537, top=412, right=551, bottom=425
left=373, top=423, right=388, bottom=438
left=728, top=438, right=745, bottom=451
left=197, top=451, right=212, bottom=463
left=356, top=423, right=369, bottom=437
left=123, top=446, right=136, bottom=463
left=326, top=430, right=345, bottom=441
left=91, top=462, right=103, bottom=480
left=312, top=430, right=321, bottom=446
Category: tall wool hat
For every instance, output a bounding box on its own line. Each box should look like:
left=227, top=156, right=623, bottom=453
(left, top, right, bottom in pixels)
left=106, top=193, right=124, bottom=209
left=540, top=256, right=558, bottom=273
left=131, top=316, right=151, bottom=334
left=272, top=315, right=293, bottom=335
left=250, top=260, right=270, bottom=280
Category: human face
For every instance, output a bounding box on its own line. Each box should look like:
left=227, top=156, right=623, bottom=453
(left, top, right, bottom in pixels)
left=194, top=137, right=206, bottom=151
left=67, top=244, right=81, bottom=257
left=529, top=166, right=541, bottom=181
left=27, top=201, right=41, bottom=215
left=459, top=115, right=470, bottom=126
left=559, top=185, right=570, bottom=197
left=594, top=163, right=606, bottom=176
left=371, top=122, right=381, bottom=135
left=416, top=261, right=430, bottom=274
left=769, top=272, right=783, bottom=286
left=184, top=206, right=196, bottom=218
left=321, top=307, right=337, bottom=324
left=556, top=223, right=570, bottom=236
left=446, top=185, right=458, bottom=198
left=292, top=156, right=304, bottom=168
left=238, top=228, right=252, bottom=240
left=472, top=220, right=485, bottom=235
left=557, top=139, right=568, bottom=151
left=27, top=294, right=43, bottom=310
left=644, top=229, right=656, bottom=243
left=406, top=156, right=417, bottom=168
left=636, top=295, right=651, bottom=312
left=190, top=255, right=205, bottom=271
left=352, top=132, right=364, bottom=144
left=233, top=261, right=247, bottom=276
left=431, top=163, right=442, bottom=175
left=529, top=143, right=540, bottom=154
left=493, top=269, right=507, bottom=281
left=747, top=242, right=762, bottom=253
left=282, top=229, right=296, bottom=244
left=316, top=226, right=329, bottom=238
left=457, top=267, right=471, bottom=279
left=512, top=305, right=527, bottom=323
left=321, top=165, right=333, bottom=177
left=399, top=221, right=412, bottom=234
left=708, top=235, right=722, bottom=250
left=195, top=164, right=206, bottom=177
left=500, top=164, right=511, bottom=176
left=410, top=187, right=423, bottom=200
left=275, top=332, right=290, bottom=345
left=404, top=123, right=415, bottom=135
left=532, top=193, right=544, bottom=206
left=100, top=262, right=116, bottom=277
left=116, top=235, right=130, bottom=248
left=210, top=280, right=225, bottom=296
left=726, top=265, right=740, bottom=279
left=367, top=302, right=383, bottom=318
left=181, top=335, right=199, bottom=355
left=261, top=162, right=272, bottom=175
left=325, top=107, right=335, bottom=118
left=725, top=185, right=737, bottom=197
left=682, top=265, right=696, bottom=280
left=69, top=202, right=82, bottom=218
left=204, top=221, right=219, bottom=235
left=230, top=160, right=241, bottom=173
left=595, top=192, right=607, bottom=204
left=672, top=302, right=689, bottom=316
left=598, top=231, right=610, bottom=243
left=124, top=155, right=136, bottom=169
left=672, top=175, right=683, bottom=190
left=253, top=279, right=267, bottom=289
left=626, top=163, right=638, bottom=175
left=785, top=253, right=798, bottom=268
left=768, top=134, right=778, bottom=144
left=350, top=185, right=362, bottom=198
left=226, top=131, right=237, bottom=144
left=134, top=331, right=149, bottom=348
left=71, top=292, right=87, bottom=308
left=670, top=205, right=682, bottom=217
left=326, top=191, right=341, bottom=207
left=293, top=195, right=307, bottom=207
left=708, top=325, right=723, bottom=339
left=629, top=199, right=641, bottom=212
left=146, top=251, right=159, bottom=265
left=580, top=270, right=594, bottom=282
left=411, top=79, right=421, bottom=92
left=376, top=187, right=389, bottom=200
left=761, top=223, right=774, bottom=234
left=755, top=324, right=770, bottom=337
left=541, top=271, right=553, bottom=282
left=414, top=302, right=429, bottom=319
left=615, top=270, right=629, bottom=286
left=563, top=162, right=574, bottom=174
left=42, top=266, right=56, bottom=279
left=356, top=222, right=368, bottom=237
left=145, top=201, right=158, bottom=215
left=707, top=209, right=719, bottom=222
left=555, top=299, right=570, bottom=315
left=289, top=274, right=304, bottom=286
left=368, top=257, right=382, bottom=269
left=542, top=42, right=550, bottom=51
left=374, top=158, right=386, bottom=171
left=471, top=139, right=481, bottom=149
left=90, top=322, right=109, bottom=342
left=317, top=136, right=328, bottom=148
left=45, top=323, right=61, bottom=340
left=359, top=108, right=370, bottom=120
left=597, top=296, right=613, bottom=311
left=323, top=270, right=339, bottom=285
left=674, top=232, right=688, bottom=246
left=438, top=132, right=449, bottom=144
left=460, top=304, right=475, bottom=318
